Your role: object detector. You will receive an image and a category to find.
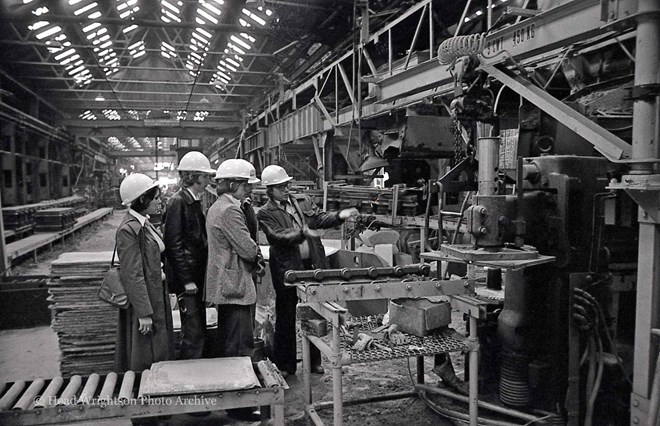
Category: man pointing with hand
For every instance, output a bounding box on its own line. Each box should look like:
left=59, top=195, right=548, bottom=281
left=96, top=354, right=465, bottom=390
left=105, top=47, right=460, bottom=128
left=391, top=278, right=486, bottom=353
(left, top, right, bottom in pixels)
left=257, top=165, right=358, bottom=378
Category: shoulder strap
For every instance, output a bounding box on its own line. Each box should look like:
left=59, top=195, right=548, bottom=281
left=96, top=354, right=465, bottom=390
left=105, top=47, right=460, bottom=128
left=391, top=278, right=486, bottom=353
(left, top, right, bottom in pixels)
left=110, top=243, right=117, bottom=267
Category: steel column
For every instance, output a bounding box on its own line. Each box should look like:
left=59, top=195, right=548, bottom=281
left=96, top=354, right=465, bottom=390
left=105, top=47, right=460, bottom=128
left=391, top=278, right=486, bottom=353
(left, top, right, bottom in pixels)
left=630, top=1, right=660, bottom=423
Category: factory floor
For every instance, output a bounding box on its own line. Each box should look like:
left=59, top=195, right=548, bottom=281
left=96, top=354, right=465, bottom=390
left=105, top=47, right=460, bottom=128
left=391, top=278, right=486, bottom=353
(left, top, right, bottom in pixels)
left=0, top=211, right=453, bottom=425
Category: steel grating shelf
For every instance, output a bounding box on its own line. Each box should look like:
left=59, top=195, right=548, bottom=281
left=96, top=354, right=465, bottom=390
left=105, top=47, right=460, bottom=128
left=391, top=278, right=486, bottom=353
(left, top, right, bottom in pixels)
left=338, top=318, right=468, bottom=363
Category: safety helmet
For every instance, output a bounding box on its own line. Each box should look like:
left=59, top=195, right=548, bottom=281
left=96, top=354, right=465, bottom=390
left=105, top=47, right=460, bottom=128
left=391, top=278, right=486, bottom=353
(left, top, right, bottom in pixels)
left=245, top=162, right=261, bottom=184
left=120, top=173, right=159, bottom=206
left=215, top=159, right=260, bottom=183
left=261, top=165, right=293, bottom=186
left=177, top=151, right=215, bottom=173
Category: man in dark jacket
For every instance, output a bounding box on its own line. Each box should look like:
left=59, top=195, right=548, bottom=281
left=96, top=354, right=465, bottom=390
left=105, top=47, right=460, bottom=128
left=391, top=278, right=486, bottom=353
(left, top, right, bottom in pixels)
left=257, top=165, right=358, bottom=378
left=163, top=151, right=215, bottom=360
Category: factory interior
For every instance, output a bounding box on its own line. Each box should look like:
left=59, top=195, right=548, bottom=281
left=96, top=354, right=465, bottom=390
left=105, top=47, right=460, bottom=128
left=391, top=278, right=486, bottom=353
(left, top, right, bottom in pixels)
left=0, top=0, right=658, bottom=425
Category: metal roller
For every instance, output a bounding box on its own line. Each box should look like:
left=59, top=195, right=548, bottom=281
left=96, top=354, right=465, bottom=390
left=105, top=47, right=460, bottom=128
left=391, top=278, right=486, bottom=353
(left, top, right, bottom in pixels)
left=77, top=373, right=100, bottom=404
left=137, top=370, right=151, bottom=399
left=118, top=371, right=135, bottom=403
left=57, top=375, right=82, bottom=405
left=97, top=372, right=117, bottom=402
left=0, top=381, right=26, bottom=411
left=285, top=270, right=297, bottom=282
left=256, top=361, right=279, bottom=388
left=33, top=377, right=63, bottom=408
left=13, top=379, right=45, bottom=410
left=285, top=264, right=432, bottom=283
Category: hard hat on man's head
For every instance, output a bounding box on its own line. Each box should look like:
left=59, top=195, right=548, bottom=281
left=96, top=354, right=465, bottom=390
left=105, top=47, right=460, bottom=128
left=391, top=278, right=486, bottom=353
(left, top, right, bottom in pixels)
left=120, top=173, right=159, bottom=206
left=177, top=151, right=215, bottom=173
left=261, top=165, right=293, bottom=186
left=215, top=159, right=260, bottom=183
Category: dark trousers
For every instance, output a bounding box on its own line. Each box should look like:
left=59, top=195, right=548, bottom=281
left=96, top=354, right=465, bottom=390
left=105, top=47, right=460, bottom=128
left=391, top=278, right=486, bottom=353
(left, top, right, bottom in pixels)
left=216, top=304, right=255, bottom=358
left=177, top=293, right=207, bottom=360
left=274, top=288, right=321, bottom=374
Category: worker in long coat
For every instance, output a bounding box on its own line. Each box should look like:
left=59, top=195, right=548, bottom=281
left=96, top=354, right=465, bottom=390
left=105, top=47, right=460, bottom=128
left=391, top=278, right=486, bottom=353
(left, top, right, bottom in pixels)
left=257, top=165, right=358, bottom=377
left=115, top=173, right=175, bottom=372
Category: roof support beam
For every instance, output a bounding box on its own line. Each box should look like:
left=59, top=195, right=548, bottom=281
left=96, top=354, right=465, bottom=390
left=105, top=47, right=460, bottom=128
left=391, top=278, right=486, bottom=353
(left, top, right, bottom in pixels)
left=6, top=15, right=299, bottom=37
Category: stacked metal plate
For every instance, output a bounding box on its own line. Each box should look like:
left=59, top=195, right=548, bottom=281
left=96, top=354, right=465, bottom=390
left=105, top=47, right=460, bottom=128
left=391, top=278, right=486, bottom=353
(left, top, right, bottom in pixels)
left=48, top=252, right=118, bottom=377
left=34, top=208, right=77, bottom=232
left=1, top=205, right=36, bottom=232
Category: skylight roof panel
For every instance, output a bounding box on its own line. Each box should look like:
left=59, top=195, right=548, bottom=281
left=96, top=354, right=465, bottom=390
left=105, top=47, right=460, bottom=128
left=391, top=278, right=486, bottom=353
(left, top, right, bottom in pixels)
left=240, top=33, right=256, bottom=43
left=242, top=8, right=266, bottom=26
left=82, top=22, right=101, bottom=32
left=36, top=26, right=61, bottom=40
left=197, top=27, right=213, bottom=39
left=29, top=20, right=49, bottom=31
left=54, top=48, right=75, bottom=61
left=226, top=57, right=240, bottom=68
left=60, top=54, right=80, bottom=65
left=201, top=1, right=222, bottom=16
left=227, top=42, right=245, bottom=55
left=69, top=65, right=85, bottom=74
left=230, top=35, right=251, bottom=50
left=198, top=9, right=218, bottom=24
left=32, top=6, right=48, bottom=16
left=88, top=11, right=102, bottom=19
left=161, top=0, right=179, bottom=14
left=74, top=2, right=97, bottom=16
left=123, top=24, right=138, bottom=33
left=192, top=31, right=209, bottom=44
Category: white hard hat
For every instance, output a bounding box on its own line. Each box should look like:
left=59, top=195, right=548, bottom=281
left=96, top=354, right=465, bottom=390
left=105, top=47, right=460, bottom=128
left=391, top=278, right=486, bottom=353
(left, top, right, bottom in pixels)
left=261, top=165, right=293, bottom=186
left=245, top=162, right=261, bottom=184
left=178, top=151, right=215, bottom=173
left=120, top=173, right=159, bottom=206
left=215, top=159, right=260, bottom=183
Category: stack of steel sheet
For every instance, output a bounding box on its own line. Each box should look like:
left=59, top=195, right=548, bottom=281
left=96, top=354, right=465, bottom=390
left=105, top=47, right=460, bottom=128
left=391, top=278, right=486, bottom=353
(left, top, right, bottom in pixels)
left=34, top=208, right=77, bottom=232
left=1, top=205, right=36, bottom=232
left=48, top=252, right=117, bottom=377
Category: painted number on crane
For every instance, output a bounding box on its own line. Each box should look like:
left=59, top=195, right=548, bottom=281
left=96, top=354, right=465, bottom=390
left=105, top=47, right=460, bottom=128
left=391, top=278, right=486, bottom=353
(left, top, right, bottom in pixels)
left=485, top=36, right=504, bottom=55
left=512, top=23, right=535, bottom=46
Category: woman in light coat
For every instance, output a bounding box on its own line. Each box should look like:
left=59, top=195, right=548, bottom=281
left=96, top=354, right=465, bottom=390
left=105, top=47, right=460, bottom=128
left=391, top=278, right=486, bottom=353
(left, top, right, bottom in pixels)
left=115, top=173, right=174, bottom=372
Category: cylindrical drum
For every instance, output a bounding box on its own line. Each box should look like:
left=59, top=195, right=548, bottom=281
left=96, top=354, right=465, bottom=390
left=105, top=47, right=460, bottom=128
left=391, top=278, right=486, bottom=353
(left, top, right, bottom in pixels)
left=477, top=137, right=501, bottom=196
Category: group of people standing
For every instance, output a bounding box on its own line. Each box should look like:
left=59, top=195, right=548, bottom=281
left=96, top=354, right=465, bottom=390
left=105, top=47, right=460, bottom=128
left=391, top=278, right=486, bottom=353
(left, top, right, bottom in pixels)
left=113, top=151, right=358, bottom=419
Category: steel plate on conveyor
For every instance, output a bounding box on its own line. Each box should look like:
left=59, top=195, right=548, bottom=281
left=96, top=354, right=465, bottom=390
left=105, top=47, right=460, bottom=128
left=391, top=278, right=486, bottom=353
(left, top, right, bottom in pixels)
left=140, top=357, right=260, bottom=396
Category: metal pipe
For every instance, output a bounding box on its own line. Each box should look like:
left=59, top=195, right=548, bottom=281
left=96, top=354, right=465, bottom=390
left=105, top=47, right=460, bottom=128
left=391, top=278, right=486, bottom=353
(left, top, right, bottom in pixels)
left=0, top=381, right=26, bottom=411
left=118, top=371, right=136, bottom=404
left=477, top=137, right=501, bottom=196
left=13, top=379, right=45, bottom=410
left=34, top=377, right=63, bottom=408
left=469, top=315, right=479, bottom=426
left=57, top=375, right=82, bottom=405
left=627, top=0, right=659, bottom=174
left=303, top=334, right=312, bottom=405
left=333, top=317, right=343, bottom=426
left=454, top=0, right=474, bottom=37
left=98, top=372, right=118, bottom=402
left=78, top=373, right=100, bottom=403
left=415, top=384, right=544, bottom=423
left=313, top=391, right=416, bottom=410
left=137, top=370, right=151, bottom=399
left=630, top=1, right=660, bottom=424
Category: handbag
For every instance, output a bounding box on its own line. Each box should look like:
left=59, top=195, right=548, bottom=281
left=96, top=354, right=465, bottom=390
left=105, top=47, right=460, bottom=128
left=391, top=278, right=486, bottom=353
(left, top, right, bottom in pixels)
left=98, top=244, right=129, bottom=309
